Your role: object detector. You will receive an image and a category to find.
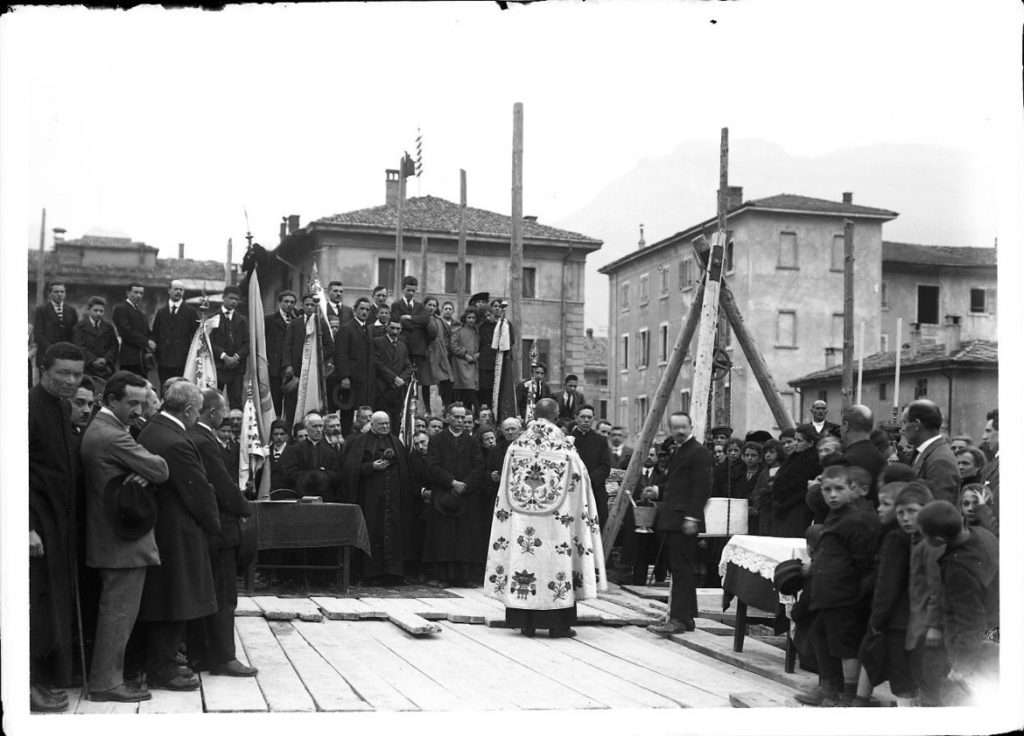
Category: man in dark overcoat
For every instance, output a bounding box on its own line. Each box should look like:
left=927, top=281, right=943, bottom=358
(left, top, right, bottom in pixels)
left=207, top=285, right=249, bottom=410
left=136, top=380, right=220, bottom=691
left=334, top=297, right=376, bottom=436
left=422, top=402, right=486, bottom=587
left=570, top=404, right=613, bottom=529
left=29, top=342, right=86, bottom=712
left=72, top=296, right=119, bottom=381
left=264, top=290, right=297, bottom=417
left=112, top=282, right=154, bottom=377
left=514, top=362, right=553, bottom=420
left=341, top=411, right=418, bottom=582
left=150, top=279, right=200, bottom=388
left=643, top=411, right=713, bottom=635
left=373, top=319, right=414, bottom=434
left=282, top=293, right=334, bottom=426
left=390, top=275, right=431, bottom=372
left=278, top=412, right=343, bottom=499
left=34, top=281, right=79, bottom=355
left=185, top=389, right=256, bottom=677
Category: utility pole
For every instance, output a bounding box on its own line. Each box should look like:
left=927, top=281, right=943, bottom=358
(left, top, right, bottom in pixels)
left=457, top=169, right=467, bottom=315
left=394, top=157, right=406, bottom=299
left=35, top=208, right=46, bottom=305
left=841, top=218, right=855, bottom=408
left=509, top=102, right=524, bottom=382
left=420, top=236, right=429, bottom=294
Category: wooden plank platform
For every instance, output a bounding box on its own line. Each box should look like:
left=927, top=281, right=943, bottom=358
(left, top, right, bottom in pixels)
left=358, top=597, right=442, bottom=635
left=235, top=616, right=316, bottom=711
left=311, top=595, right=386, bottom=620
left=268, top=621, right=372, bottom=710
left=235, top=596, right=262, bottom=617
left=200, top=628, right=267, bottom=713
left=251, top=595, right=322, bottom=621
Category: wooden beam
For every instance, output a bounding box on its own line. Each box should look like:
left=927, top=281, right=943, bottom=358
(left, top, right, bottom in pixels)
left=689, top=232, right=726, bottom=442
left=509, top=102, right=524, bottom=383
left=420, top=235, right=429, bottom=294
left=842, top=218, right=855, bottom=408
left=394, top=158, right=406, bottom=299
left=457, top=169, right=467, bottom=315
left=602, top=276, right=706, bottom=560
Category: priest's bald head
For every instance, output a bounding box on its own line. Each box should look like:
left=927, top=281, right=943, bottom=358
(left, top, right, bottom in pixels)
left=370, top=411, right=391, bottom=435
left=533, top=398, right=559, bottom=421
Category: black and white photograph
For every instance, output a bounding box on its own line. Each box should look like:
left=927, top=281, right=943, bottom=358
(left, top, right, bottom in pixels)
left=2, top=2, right=1021, bottom=735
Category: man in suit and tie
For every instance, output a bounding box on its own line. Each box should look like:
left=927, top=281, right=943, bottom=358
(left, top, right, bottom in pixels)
left=390, top=276, right=431, bottom=374
left=556, top=373, right=585, bottom=423
left=267, top=420, right=291, bottom=491
left=373, top=318, right=414, bottom=434
left=570, top=404, right=613, bottom=529
left=514, top=362, right=553, bottom=419
left=150, top=280, right=200, bottom=388
left=264, top=290, right=297, bottom=417
left=278, top=412, right=343, bottom=499
left=367, top=285, right=389, bottom=325
left=135, top=381, right=220, bottom=691
left=73, top=296, right=119, bottom=380
left=185, top=389, right=256, bottom=677
left=979, top=409, right=999, bottom=516
left=33, top=280, right=79, bottom=355
left=207, top=285, right=249, bottom=410
left=809, top=399, right=842, bottom=439
left=112, top=282, right=155, bottom=378
left=80, top=371, right=169, bottom=702
left=839, top=404, right=886, bottom=503
left=643, top=412, right=713, bottom=635
left=608, top=425, right=634, bottom=470
left=901, top=399, right=960, bottom=504
left=282, top=293, right=334, bottom=426
left=334, top=297, right=376, bottom=436
left=324, top=281, right=354, bottom=413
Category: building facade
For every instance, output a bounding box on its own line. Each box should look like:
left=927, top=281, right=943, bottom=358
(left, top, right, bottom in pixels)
left=598, top=190, right=897, bottom=439
left=258, top=171, right=603, bottom=388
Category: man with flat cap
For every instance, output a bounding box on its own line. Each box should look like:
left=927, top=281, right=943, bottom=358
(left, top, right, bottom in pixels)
left=485, top=398, right=606, bottom=638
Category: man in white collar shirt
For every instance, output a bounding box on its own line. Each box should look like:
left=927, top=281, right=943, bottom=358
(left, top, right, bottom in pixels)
left=151, top=280, right=200, bottom=388
left=901, top=399, right=960, bottom=504
left=72, top=296, right=119, bottom=380
left=264, top=290, right=297, bottom=417
left=112, top=282, right=155, bottom=378
left=391, top=276, right=431, bottom=385
left=208, top=285, right=249, bottom=410
left=267, top=419, right=291, bottom=491
left=809, top=399, right=841, bottom=439
left=979, top=409, right=999, bottom=516
left=81, top=371, right=169, bottom=703
left=334, top=297, right=377, bottom=436
left=556, top=373, right=586, bottom=425
left=368, top=284, right=389, bottom=325
left=325, top=281, right=355, bottom=326
left=33, top=280, right=78, bottom=354
left=608, top=425, right=634, bottom=470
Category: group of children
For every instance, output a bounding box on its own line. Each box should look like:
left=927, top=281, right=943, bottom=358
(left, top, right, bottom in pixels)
left=790, top=463, right=999, bottom=707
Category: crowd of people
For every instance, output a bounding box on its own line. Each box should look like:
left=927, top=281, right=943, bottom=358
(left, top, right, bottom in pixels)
left=27, top=274, right=1001, bottom=711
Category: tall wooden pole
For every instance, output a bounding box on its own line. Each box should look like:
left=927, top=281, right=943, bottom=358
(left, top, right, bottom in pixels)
left=603, top=277, right=707, bottom=559
left=893, top=316, right=903, bottom=414
left=394, top=159, right=406, bottom=298
left=841, top=219, right=855, bottom=408
left=35, top=207, right=46, bottom=305
left=693, top=238, right=795, bottom=431
left=226, top=237, right=234, bottom=286
left=457, top=169, right=467, bottom=315
left=856, top=319, right=865, bottom=404
left=509, top=102, right=524, bottom=382
left=420, top=236, right=429, bottom=294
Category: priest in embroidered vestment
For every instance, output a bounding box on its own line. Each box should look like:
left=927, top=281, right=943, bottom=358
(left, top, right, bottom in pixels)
left=484, top=398, right=606, bottom=638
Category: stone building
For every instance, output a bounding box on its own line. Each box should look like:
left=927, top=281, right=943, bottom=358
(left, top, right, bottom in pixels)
left=598, top=189, right=897, bottom=438
left=258, top=171, right=603, bottom=386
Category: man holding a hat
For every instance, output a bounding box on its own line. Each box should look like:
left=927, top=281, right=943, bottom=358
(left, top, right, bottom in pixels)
left=81, top=370, right=170, bottom=702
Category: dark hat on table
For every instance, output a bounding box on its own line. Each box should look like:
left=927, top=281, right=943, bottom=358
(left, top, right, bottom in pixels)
left=103, top=475, right=158, bottom=540
left=331, top=382, right=355, bottom=411
left=433, top=488, right=466, bottom=518
left=710, top=425, right=733, bottom=438
left=745, top=430, right=774, bottom=444
left=469, top=292, right=490, bottom=305
left=773, top=559, right=805, bottom=595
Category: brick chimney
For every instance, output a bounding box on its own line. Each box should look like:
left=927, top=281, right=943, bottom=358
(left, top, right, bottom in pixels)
left=638, top=224, right=646, bottom=250
left=279, top=218, right=288, bottom=241
left=842, top=192, right=853, bottom=204
left=586, top=328, right=594, bottom=339
left=717, top=186, right=743, bottom=212
left=385, top=169, right=400, bottom=207
left=178, top=243, right=185, bottom=259
left=53, top=227, right=66, bottom=244
left=908, top=322, right=922, bottom=358
left=287, top=215, right=300, bottom=235
left=943, top=314, right=962, bottom=355
left=824, top=346, right=840, bottom=368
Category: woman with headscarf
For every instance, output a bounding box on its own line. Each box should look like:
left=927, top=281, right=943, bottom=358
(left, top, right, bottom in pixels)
left=765, top=424, right=822, bottom=538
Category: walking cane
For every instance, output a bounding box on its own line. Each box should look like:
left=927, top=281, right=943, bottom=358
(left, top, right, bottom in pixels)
left=72, top=568, right=90, bottom=698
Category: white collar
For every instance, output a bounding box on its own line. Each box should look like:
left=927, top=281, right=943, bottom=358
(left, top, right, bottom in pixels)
left=915, top=434, right=941, bottom=455
left=222, top=308, right=234, bottom=317
left=168, top=299, right=182, bottom=307
left=196, top=421, right=213, bottom=433
left=99, top=406, right=128, bottom=431
left=159, top=410, right=186, bottom=431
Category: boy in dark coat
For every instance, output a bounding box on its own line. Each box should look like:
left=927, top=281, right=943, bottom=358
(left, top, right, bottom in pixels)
left=795, top=464, right=880, bottom=706
left=72, top=296, right=119, bottom=380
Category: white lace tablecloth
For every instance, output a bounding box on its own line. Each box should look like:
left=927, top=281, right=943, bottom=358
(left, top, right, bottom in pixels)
left=718, top=535, right=808, bottom=582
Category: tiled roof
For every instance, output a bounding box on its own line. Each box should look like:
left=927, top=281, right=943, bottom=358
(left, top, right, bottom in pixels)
left=883, top=241, right=997, bottom=267
left=789, top=340, right=998, bottom=386
left=27, top=250, right=225, bottom=284
left=584, top=334, right=607, bottom=368
left=314, top=195, right=602, bottom=246
left=62, top=235, right=158, bottom=251
left=746, top=194, right=898, bottom=219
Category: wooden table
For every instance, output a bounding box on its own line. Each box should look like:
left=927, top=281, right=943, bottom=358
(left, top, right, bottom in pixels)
left=718, top=535, right=808, bottom=673
left=245, top=501, right=371, bottom=594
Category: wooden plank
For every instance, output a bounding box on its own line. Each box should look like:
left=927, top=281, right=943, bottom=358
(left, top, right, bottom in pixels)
left=584, top=596, right=661, bottom=625
left=451, top=619, right=678, bottom=709
left=621, top=584, right=669, bottom=600
left=693, top=617, right=736, bottom=635
left=357, top=598, right=443, bottom=635
left=409, top=596, right=486, bottom=624
left=364, top=620, right=515, bottom=711
left=139, top=686, right=204, bottom=714
left=72, top=688, right=140, bottom=714
left=235, top=616, right=316, bottom=711
left=295, top=620, right=429, bottom=711
left=589, top=626, right=800, bottom=703
left=200, top=624, right=267, bottom=713
left=364, top=596, right=447, bottom=623
left=251, top=595, right=298, bottom=620
left=268, top=621, right=372, bottom=711
left=311, top=596, right=385, bottom=620
left=436, top=588, right=508, bottom=626
left=667, top=627, right=816, bottom=693
left=576, top=601, right=614, bottom=624
left=293, top=597, right=325, bottom=621
left=235, top=596, right=262, bottom=617
left=548, top=628, right=726, bottom=708
left=730, top=691, right=796, bottom=708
